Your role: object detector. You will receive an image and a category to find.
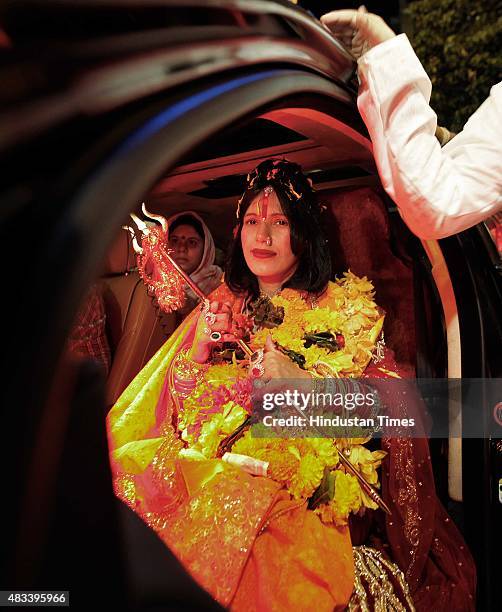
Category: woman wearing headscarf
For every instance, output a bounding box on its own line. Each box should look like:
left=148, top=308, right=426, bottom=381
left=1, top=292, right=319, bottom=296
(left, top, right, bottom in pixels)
left=166, top=211, right=223, bottom=316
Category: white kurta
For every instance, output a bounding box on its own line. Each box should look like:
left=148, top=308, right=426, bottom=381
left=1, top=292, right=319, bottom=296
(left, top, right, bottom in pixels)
left=357, top=34, right=502, bottom=239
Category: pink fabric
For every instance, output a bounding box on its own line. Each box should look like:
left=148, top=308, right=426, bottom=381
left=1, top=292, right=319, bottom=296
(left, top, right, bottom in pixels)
left=364, top=352, right=476, bottom=611
left=67, top=283, right=111, bottom=374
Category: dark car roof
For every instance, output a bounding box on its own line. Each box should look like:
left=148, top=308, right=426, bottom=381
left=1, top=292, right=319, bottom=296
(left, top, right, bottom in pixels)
left=0, top=0, right=356, bottom=151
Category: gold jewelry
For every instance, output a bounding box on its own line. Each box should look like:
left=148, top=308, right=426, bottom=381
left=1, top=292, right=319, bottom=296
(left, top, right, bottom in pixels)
left=372, top=331, right=385, bottom=363
left=204, top=311, right=216, bottom=326
left=258, top=287, right=282, bottom=300
left=265, top=236, right=272, bottom=246
left=200, top=299, right=213, bottom=335
left=312, top=361, right=338, bottom=377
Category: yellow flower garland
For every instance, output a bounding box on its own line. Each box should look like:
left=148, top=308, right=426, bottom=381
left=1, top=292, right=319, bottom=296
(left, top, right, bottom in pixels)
left=251, top=271, right=384, bottom=377
left=179, top=362, right=250, bottom=458
left=176, top=272, right=387, bottom=525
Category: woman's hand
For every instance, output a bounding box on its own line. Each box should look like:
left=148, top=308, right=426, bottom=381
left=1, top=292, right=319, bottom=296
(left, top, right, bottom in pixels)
left=320, top=6, right=395, bottom=61
left=190, top=301, right=235, bottom=363
left=262, top=335, right=311, bottom=380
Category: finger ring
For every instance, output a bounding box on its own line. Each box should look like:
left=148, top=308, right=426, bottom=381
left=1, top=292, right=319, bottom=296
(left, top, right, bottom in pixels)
left=204, top=312, right=216, bottom=326
left=210, top=331, right=222, bottom=342
left=249, top=348, right=264, bottom=378
left=250, top=362, right=265, bottom=378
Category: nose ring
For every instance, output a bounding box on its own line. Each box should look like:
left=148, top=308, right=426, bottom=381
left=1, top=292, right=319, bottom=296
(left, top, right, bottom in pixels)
left=265, top=237, right=272, bottom=246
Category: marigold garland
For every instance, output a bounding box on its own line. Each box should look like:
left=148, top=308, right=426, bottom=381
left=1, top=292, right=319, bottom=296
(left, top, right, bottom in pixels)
left=175, top=272, right=387, bottom=525
left=251, top=271, right=384, bottom=377
left=178, top=362, right=251, bottom=458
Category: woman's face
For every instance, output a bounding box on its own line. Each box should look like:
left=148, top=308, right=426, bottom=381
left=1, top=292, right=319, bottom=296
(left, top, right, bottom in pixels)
left=241, top=189, right=298, bottom=284
left=168, top=223, right=204, bottom=275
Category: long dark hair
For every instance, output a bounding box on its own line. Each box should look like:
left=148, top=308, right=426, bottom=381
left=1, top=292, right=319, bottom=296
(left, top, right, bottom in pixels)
left=225, top=159, right=331, bottom=299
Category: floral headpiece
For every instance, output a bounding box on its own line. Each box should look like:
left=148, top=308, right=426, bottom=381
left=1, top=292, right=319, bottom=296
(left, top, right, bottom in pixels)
left=236, top=158, right=319, bottom=219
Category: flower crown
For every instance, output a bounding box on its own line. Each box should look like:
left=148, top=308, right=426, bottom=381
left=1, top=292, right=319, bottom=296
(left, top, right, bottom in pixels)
left=236, top=158, right=320, bottom=219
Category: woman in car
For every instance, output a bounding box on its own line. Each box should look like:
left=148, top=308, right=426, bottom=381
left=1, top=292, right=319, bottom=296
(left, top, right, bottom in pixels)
left=108, top=159, right=475, bottom=611
left=166, top=211, right=223, bottom=317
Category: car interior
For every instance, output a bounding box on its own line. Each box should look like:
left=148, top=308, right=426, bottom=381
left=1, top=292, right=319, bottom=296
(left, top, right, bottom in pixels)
left=92, top=109, right=428, bottom=405
left=9, top=102, right=477, bottom=609
left=2, top=2, right=500, bottom=608
left=83, top=106, right=454, bottom=493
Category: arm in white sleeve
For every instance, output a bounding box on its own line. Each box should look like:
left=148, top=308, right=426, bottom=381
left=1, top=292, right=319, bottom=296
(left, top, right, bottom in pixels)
left=357, top=34, right=502, bottom=239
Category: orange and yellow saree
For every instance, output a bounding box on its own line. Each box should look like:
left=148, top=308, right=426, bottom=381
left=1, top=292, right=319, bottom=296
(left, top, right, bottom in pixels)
left=107, top=279, right=476, bottom=611
left=107, top=282, right=354, bottom=610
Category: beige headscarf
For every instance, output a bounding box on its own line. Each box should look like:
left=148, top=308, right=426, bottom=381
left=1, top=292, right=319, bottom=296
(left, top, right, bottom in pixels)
left=167, top=211, right=223, bottom=314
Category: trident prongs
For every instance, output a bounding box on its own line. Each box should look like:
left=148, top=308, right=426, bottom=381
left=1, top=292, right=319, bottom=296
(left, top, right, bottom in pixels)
left=141, top=202, right=168, bottom=233
left=122, top=225, right=143, bottom=254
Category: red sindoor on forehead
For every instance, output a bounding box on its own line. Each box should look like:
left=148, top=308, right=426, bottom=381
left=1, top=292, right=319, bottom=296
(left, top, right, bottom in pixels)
left=257, top=186, right=273, bottom=220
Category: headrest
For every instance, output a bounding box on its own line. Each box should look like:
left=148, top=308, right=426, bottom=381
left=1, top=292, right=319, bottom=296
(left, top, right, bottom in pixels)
left=322, top=187, right=414, bottom=370
left=321, top=187, right=390, bottom=277
left=102, top=229, right=136, bottom=276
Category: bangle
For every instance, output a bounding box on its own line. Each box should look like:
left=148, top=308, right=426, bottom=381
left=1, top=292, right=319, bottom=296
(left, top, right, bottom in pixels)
left=312, top=361, right=334, bottom=377
left=308, top=368, right=324, bottom=379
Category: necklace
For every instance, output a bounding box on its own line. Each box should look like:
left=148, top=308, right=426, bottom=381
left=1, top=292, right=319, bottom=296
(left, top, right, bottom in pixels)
left=259, top=287, right=282, bottom=299
left=257, top=287, right=319, bottom=309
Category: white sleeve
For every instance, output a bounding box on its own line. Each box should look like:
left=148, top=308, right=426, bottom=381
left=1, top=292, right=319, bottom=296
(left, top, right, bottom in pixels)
left=357, top=34, right=502, bottom=239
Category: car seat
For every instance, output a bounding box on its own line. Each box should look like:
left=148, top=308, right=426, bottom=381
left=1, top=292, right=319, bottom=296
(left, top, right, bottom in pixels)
left=101, top=230, right=178, bottom=409
left=322, top=187, right=415, bottom=371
